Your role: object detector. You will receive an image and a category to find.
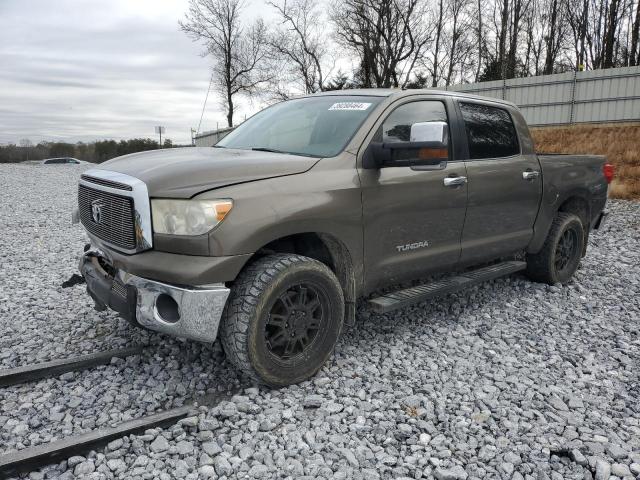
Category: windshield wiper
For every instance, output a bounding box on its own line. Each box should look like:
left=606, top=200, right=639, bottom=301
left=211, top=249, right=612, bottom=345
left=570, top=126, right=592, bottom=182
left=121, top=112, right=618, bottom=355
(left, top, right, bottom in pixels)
left=251, top=147, right=288, bottom=154
left=250, top=147, right=320, bottom=158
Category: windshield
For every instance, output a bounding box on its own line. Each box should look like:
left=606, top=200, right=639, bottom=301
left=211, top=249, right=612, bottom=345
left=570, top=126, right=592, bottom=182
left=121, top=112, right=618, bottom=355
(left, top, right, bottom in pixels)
left=217, top=95, right=383, bottom=158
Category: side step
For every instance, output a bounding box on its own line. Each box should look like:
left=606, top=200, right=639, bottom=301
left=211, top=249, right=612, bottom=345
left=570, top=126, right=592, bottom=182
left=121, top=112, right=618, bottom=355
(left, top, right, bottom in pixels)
left=368, top=260, right=526, bottom=313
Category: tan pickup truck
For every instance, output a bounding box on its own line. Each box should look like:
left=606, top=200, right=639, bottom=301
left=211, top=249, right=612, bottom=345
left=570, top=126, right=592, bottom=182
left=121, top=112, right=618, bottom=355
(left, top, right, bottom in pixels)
left=75, top=89, right=612, bottom=386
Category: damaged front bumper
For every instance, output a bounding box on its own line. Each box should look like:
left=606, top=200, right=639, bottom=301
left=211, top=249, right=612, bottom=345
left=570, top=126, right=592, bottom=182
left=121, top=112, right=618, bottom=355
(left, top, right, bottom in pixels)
left=79, top=250, right=230, bottom=343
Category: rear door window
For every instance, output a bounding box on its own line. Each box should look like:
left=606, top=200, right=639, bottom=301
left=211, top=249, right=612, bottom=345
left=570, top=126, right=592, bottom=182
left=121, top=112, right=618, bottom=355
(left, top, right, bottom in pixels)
left=459, top=102, right=519, bottom=159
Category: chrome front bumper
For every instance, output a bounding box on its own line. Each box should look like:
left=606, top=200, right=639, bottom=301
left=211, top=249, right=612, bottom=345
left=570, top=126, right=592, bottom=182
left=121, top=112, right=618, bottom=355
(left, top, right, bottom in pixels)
left=79, top=251, right=230, bottom=343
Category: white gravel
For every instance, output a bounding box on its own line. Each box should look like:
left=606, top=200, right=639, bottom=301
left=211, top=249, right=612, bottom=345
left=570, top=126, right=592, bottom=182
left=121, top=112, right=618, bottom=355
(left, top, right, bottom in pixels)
left=0, top=163, right=638, bottom=480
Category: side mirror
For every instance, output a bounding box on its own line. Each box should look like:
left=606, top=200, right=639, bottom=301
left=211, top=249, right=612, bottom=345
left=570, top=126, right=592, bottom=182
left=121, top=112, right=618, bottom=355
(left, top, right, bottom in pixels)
left=362, top=121, right=449, bottom=170
left=410, top=121, right=448, bottom=143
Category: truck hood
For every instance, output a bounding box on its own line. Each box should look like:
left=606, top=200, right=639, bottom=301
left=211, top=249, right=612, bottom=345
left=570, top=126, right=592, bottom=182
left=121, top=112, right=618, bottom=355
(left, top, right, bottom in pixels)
left=96, top=147, right=320, bottom=198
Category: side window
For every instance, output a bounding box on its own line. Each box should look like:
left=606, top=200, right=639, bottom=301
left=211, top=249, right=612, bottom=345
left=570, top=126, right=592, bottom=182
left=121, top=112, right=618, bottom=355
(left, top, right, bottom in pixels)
left=374, top=101, right=449, bottom=143
left=459, top=102, right=519, bottom=159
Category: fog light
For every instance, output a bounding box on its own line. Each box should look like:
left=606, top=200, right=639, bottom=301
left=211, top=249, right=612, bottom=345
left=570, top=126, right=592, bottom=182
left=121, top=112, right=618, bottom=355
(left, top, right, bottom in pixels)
left=155, top=293, right=180, bottom=323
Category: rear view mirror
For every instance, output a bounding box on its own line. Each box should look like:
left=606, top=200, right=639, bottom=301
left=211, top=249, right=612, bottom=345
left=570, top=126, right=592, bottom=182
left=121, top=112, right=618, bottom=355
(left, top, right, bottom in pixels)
left=362, top=121, right=449, bottom=169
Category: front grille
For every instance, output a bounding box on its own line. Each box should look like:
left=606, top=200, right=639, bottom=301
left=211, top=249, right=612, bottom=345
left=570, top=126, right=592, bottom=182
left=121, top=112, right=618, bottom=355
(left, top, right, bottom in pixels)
left=78, top=184, right=136, bottom=250
left=81, top=174, right=133, bottom=191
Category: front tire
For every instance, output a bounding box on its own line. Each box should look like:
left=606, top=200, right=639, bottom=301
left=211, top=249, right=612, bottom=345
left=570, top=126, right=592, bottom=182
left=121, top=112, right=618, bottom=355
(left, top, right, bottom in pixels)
left=525, top=212, right=585, bottom=284
left=220, top=254, right=344, bottom=387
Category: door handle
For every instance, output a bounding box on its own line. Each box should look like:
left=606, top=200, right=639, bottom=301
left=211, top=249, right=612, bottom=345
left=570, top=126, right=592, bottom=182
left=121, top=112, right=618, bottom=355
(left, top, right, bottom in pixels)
left=443, top=176, right=467, bottom=187
left=522, top=170, right=540, bottom=180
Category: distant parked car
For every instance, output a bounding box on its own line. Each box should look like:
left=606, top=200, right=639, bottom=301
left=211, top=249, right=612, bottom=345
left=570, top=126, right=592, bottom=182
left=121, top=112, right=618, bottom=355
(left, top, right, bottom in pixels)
left=42, top=157, right=85, bottom=165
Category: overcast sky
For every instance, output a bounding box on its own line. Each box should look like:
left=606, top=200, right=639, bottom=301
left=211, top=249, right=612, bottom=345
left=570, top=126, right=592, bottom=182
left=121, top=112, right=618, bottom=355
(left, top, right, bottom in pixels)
left=0, top=0, right=270, bottom=145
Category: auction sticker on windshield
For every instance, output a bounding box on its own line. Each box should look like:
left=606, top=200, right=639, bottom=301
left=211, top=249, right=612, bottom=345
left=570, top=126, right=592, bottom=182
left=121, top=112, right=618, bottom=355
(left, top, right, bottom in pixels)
left=328, top=102, right=372, bottom=111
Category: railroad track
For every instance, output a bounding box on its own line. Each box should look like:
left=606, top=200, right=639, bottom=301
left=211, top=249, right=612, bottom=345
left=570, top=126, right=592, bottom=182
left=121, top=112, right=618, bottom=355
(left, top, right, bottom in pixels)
left=0, top=346, right=145, bottom=388
left=0, top=346, right=232, bottom=478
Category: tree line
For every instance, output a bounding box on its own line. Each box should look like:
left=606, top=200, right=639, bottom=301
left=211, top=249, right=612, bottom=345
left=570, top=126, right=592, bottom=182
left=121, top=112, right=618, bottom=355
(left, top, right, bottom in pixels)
left=181, top=0, right=640, bottom=126
left=0, top=138, right=175, bottom=164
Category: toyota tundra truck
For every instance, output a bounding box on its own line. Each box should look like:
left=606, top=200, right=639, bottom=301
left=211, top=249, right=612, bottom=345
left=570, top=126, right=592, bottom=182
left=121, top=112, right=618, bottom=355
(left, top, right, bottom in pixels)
left=75, top=89, right=612, bottom=387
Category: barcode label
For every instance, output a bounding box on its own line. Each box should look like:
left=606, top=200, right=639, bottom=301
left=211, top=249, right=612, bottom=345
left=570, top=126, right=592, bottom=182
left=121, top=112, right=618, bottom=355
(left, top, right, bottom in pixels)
left=328, top=102, right=372, bottom=111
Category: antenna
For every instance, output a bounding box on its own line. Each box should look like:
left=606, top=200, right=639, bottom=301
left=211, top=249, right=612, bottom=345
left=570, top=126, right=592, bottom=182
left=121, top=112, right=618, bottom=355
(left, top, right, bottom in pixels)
left=197, top=72, right=215, bottom=134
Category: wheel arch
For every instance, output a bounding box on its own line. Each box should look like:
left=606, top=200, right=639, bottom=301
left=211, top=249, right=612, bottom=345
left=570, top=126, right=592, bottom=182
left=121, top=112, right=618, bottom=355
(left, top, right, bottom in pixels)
left=528, top=189, right=592, bottom=254
left=558, top=195, right=590, bottom=228
left=235, top=232, right=358, bottom=325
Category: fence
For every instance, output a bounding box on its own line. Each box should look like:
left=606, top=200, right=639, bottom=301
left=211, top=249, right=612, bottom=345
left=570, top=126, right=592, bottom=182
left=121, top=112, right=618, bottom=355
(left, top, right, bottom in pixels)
left=194, top=127, right=234, bottom=147
left=193, top=67, right=640, bottom=141
left=446, top=65, right=640, bottom=126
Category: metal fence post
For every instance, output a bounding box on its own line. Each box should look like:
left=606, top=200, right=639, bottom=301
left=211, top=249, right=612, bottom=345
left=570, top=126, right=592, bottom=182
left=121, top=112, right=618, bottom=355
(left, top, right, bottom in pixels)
left=568, top=69, right=578, bottom=124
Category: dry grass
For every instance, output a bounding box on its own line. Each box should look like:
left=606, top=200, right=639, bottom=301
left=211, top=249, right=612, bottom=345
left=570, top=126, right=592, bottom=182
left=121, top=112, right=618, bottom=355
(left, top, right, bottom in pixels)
left=531, top=123, right=640, bottom=200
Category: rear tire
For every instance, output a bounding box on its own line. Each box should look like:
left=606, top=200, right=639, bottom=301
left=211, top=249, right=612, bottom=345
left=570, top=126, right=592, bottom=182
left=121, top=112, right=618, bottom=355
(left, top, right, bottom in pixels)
left=220, top=253, right=344, bottom=387
left=525, top=212, right=585, bottom=284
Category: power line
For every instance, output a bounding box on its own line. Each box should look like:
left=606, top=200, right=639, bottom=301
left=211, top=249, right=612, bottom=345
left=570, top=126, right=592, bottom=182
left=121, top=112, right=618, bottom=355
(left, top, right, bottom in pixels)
left=196, top=72, right=214, bottom=135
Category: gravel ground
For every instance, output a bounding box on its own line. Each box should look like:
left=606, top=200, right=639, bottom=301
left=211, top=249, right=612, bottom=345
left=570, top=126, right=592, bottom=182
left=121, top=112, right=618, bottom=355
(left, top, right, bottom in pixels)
left=0, top=163, right=638, bottom=480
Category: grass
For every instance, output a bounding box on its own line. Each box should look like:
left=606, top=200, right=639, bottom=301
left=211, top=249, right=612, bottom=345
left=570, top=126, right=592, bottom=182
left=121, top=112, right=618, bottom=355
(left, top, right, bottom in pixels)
left=530, top=123, right=640, bottom=200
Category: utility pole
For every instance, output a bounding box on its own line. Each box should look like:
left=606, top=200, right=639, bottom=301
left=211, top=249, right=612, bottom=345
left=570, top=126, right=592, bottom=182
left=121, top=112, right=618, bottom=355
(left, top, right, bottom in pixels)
left=191, top=128, right=196, bottom=146
left=155, top=126, right=165, bottom=148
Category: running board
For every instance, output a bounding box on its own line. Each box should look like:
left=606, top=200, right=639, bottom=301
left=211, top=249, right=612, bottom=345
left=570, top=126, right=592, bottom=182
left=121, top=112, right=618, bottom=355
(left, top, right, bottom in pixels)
left=368, top=261, right=526, bottom=313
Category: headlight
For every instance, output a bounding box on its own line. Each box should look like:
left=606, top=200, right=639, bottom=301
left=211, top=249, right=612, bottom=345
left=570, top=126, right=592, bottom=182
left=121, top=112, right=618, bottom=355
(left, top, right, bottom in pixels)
left=151, top=199, right=233, bottom=236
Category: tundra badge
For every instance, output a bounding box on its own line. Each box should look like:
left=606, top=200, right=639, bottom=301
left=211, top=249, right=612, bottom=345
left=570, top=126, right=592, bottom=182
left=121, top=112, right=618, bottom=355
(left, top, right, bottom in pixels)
left=396, top=240, right=430, bottom=252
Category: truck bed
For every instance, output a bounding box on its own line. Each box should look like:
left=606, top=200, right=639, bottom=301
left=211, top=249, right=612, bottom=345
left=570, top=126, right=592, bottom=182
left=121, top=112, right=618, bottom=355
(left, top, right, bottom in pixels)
left=536, top=153, right=608, bottom=228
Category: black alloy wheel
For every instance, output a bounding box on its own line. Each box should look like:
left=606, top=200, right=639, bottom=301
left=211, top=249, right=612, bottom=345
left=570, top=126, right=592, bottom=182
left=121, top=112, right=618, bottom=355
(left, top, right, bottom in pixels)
left=265, top=284, right=324, bottom=360
left=554, top=227, right=578, bottom=273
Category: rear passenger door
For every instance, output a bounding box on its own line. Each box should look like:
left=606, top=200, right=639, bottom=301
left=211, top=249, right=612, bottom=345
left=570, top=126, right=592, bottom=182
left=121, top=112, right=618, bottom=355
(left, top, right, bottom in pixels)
left=457, top=101, right=542, bottom=264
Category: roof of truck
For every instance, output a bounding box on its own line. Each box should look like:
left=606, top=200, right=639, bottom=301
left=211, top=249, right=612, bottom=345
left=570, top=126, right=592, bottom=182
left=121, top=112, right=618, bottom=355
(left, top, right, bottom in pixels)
left=312, top=88, right=517, bottom=108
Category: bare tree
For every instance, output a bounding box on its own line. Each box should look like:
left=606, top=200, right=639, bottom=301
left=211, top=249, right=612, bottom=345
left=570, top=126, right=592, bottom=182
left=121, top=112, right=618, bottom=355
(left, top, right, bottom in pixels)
left=475, top=0, right=514, bottom=80
left=603, top=0, right=622, bottom=67
left=506, top=0, right=531, bottom=77
left=631, top=0, right=640, bottom=65
left=180, top=0, right=640, bottom=112
left=331, top=0, right=426, bottom=88
left=399, top=4, right=432, bottom=88
left=522, top=1, right=542, bottom=74
left=443, top=0, right=475, bottom=85
left=497, top=0, right=510, bottom=76
left=428, top=0, right=445, bottom=86
left=475, top=0, right=485, bottom=80
left=181, top=0, right=271, bottom=127
left=586, top=0, right=610, bottom=68
left=542, top=0, right=562, bottom=73
left=267, top=0, right=332, bottom=96
left=567, top=0, right=589, bottom=69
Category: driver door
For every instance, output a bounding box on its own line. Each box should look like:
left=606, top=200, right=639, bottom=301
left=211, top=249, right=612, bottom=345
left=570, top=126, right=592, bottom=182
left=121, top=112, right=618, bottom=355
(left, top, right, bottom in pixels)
left=359, top=98, right=468, bottom=292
